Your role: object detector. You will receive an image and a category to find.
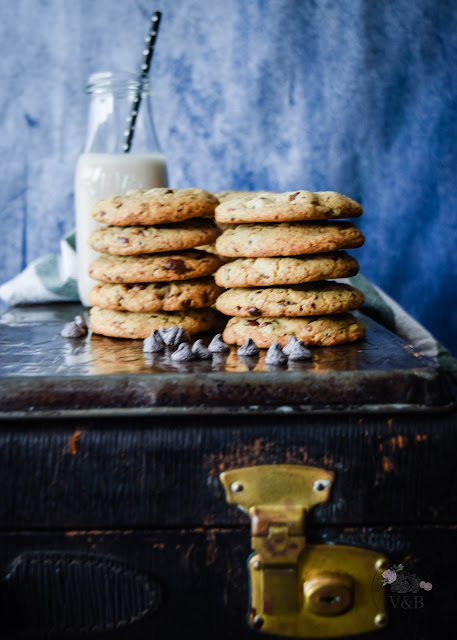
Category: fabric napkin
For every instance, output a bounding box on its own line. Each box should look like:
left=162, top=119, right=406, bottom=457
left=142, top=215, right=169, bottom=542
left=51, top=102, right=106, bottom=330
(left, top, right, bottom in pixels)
left=0, top=233, right=455, bottom=374
left=0, top=232, right=79, bottom=305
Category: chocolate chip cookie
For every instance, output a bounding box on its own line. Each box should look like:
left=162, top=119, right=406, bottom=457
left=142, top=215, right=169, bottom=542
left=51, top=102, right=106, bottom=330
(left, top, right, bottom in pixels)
left=222, top=314, right=365, bottom=348
left=89, top=218, right=221, bottom=255
left=215, top=191, right=362, bottom=223
left=89, top=306, right=217, bottom=339
left=214, top=190, right=265, bottom=203
left=92, top=188, right=218, bottom=226
left=215, top=282, right=364, bottom=317
left=88, top=277, right=223, bottom=313
left=89, top=250, right=223, bottom=283
left=215, top=222, right=365, bottom=257
left=214, top=252, right=359, bottom=287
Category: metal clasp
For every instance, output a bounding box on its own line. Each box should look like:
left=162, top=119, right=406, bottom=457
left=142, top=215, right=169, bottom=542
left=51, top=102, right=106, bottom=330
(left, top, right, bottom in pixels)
left=220, top=465, right=389, bottom=638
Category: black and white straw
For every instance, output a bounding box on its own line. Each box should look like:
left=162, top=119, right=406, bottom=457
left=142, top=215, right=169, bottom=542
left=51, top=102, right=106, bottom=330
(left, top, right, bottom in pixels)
left=123, top=11, right=162, bottom=152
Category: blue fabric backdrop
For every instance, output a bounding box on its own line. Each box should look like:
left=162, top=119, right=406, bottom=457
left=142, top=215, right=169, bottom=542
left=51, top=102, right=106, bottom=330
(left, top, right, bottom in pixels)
left=1, top=0, right=456, bottom=353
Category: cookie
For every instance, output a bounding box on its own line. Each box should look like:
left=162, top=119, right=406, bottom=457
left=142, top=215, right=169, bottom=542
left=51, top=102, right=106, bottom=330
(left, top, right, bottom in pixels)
left=222, top=314, right=365, bottom=348
left=89, top=306, right=216, bottom=339
left=92, top=188, right=218, bottom=226
left=215, top=191, right=362, bottom=223
left=216, top=222, right=364, bottom=258
left=89, top=250, right=223, bottom=283
left=215, top=282, right=364, bottom=317
left=89, top=218, right=221, bottom=255
left=214, top=190, right=266, bottom=203
left=194, top=242, right=218, bottom=255
left=214, top=252, right=359, bottom=287
left=88, top=277, right=223, bottom=313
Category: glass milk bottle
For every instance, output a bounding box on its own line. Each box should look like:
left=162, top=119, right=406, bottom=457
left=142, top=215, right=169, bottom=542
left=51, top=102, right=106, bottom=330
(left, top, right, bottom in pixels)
left=75, top=72, right=168, bottom=306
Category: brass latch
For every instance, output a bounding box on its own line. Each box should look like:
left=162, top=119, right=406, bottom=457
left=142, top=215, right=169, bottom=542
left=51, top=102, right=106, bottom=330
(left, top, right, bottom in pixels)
left=220, top=465, right=388, bottom=638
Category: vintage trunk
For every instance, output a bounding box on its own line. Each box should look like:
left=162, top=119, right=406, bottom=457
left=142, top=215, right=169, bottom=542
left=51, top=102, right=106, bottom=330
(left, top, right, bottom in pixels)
left=0, top=303, right=455, bottom=639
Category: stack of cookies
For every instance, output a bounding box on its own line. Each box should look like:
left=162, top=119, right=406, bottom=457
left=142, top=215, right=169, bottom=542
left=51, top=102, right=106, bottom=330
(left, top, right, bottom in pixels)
left=87, top=188, right=224, bottom=339
left=214, top=191, right=366, bottom=348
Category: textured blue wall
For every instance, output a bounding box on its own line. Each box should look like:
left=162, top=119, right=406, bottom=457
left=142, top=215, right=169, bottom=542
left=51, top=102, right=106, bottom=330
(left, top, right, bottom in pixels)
left=1, top=0, right=456, bottom=353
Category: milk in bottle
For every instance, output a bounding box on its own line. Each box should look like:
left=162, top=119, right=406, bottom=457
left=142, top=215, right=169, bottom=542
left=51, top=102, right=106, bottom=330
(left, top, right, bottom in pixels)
left=74, top=72, right=168, bottom=306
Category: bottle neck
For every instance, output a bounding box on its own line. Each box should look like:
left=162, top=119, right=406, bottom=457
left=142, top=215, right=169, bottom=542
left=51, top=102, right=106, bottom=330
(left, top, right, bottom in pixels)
left=84, top=85, right=162, bottom=155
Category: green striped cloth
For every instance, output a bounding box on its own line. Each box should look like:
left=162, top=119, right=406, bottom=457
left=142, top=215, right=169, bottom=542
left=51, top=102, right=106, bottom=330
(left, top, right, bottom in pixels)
left=347, top=273, right=456, bottom=375
left=1, top=232, right=455, bottom=374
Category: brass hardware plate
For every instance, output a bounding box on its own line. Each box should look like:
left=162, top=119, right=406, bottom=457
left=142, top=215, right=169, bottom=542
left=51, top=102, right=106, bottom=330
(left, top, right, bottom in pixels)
left=220, top=465, right=335, bottom=520
left=220, top=465, right=389, bottom=638
left=248, top=544, right=388, bottom=637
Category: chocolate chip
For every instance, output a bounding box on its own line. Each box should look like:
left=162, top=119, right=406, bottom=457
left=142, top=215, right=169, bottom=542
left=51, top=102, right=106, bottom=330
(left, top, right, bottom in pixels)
left=164, top=259, right=187, bottom=274
left=136, top=229, right=146, bottom=236
left=117, top=237, right=129, bottom=244
left=192, top=339, right=211, bottom=360
left=261, top=321, right=272, bottom=327
left=143, top=329, right=165, bottom=353
left=247, top=307, right=261, bottom=316
left=60, top=317, right=88, bottom=338
left=115, top=203, right=123, bottom=208
left=208, top=333, right=230, bottom=353
left=164, top=189, right=174, bottom=194
left=171, top=343, right=195, bottom=361
left=247, top=320, right=259, bottom=326
left=182, top=299, right=192, bottom=309
left=99, top=211, right=106, bottom=217
left=288, top=341, right=312, bottom=361
left=74, top=315, right=87, bottom=330
left=237, top=338, right=259, bottom=357
left=289, top=192, right=300, bottom=201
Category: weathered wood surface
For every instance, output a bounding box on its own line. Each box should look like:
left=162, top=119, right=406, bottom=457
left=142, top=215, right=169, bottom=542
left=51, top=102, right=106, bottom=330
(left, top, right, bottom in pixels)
left=0, top=415, right=455, bottom=530
left=0, top=304, right=454, bottom=414
left=0, top=526, right=452, bottom=639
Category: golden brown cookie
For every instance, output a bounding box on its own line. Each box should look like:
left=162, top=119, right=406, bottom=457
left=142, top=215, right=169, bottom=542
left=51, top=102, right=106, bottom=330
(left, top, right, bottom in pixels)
left=92, top=188, right=218, bottom=226
left=214, top=252, right=359, bottom=287
left=88, top=277, right=223, bottom=313
left=89, top=250, right=223, bottom=283
left=216, top=222, right=365, bottom=257
left=194, top=242, right=218, bottom=255
left=89, top=218, right=221, bottom=255
left=89, top=306, right=217, bottom=339
left=215, top=282, right=364, bottom=317
left=215, top=190, right=362, bottom=223
left=222, top=314, right=365, bottom=348
left=214, top=190, right=266, bottom=203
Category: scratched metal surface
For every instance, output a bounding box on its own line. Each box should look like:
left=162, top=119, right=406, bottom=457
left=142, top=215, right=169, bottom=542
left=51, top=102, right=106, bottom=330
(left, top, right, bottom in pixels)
left=0, top=303, right=453, bottom=416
